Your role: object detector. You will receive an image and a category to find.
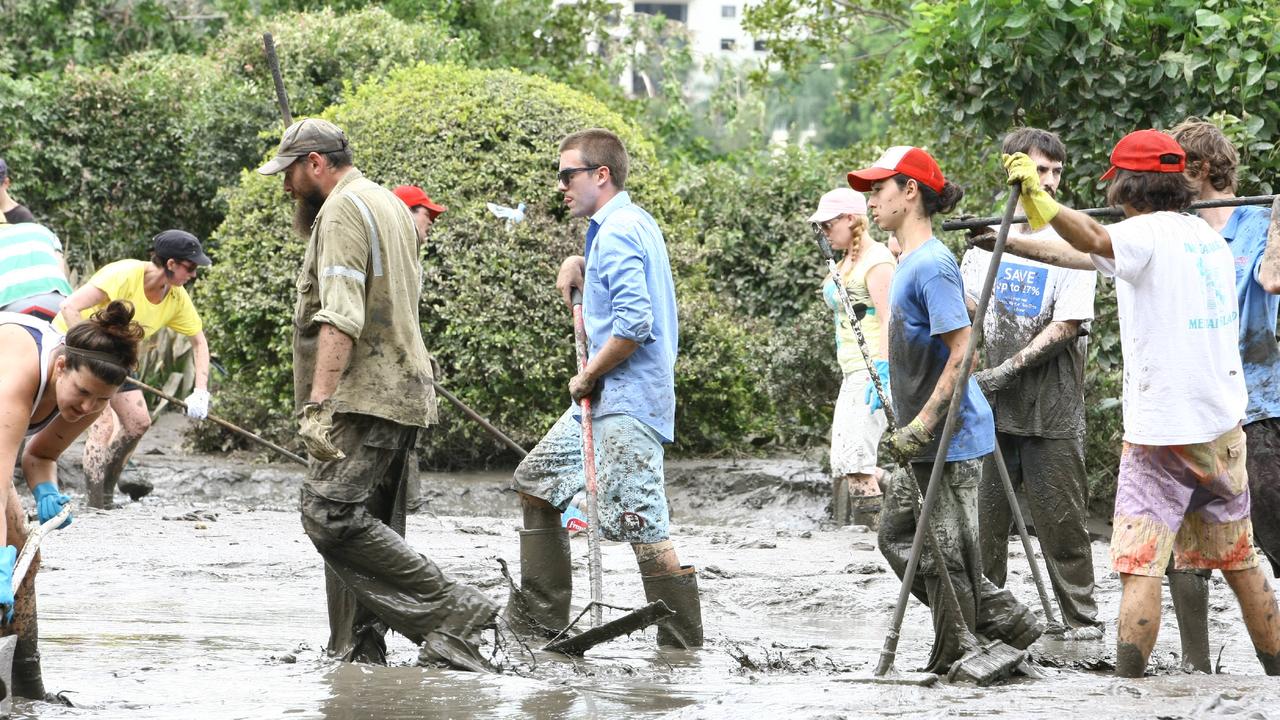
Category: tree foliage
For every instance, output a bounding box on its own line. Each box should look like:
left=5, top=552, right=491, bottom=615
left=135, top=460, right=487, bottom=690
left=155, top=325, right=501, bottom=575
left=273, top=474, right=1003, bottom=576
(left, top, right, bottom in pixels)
left=197, top=64, right=774, bottom=466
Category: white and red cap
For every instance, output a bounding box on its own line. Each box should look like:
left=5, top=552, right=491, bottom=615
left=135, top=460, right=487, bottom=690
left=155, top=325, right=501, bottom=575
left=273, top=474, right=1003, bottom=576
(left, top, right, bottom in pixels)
left=807, top=188, right=868, bottom=223
left=848, top=146, right=946, bottom=194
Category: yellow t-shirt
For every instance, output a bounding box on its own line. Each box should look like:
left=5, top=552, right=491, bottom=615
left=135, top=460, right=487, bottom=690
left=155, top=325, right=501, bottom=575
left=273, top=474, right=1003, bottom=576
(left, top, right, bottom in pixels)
left=55, top=259, right=202, bottom=338
left=822, top=241, right=895, bottom=374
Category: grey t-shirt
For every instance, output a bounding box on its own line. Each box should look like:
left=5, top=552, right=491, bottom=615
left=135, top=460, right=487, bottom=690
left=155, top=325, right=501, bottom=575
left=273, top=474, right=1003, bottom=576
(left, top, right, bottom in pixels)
left=961, top=226, right=1096, bottom=439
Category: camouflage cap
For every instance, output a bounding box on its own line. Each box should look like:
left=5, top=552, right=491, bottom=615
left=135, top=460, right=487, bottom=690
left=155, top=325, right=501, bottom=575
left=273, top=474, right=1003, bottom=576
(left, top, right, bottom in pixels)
left=256, top=118, right=349, bottom=175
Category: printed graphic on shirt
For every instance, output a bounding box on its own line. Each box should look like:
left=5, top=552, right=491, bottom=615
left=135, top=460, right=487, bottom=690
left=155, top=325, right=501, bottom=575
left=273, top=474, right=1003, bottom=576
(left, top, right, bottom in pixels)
left=993, top=260, right=1048, bottom=318
left=1191, top=250, right=1239, bottom=331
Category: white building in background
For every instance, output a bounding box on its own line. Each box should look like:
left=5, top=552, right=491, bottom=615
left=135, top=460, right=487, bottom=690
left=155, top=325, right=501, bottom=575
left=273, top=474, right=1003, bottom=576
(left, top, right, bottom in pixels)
left=629, top=0, right=768, bottom=62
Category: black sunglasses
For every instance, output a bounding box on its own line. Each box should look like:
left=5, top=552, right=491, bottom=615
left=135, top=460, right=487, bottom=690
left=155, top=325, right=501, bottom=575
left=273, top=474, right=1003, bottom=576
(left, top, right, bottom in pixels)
left=557, top=165, right=602, bottom=185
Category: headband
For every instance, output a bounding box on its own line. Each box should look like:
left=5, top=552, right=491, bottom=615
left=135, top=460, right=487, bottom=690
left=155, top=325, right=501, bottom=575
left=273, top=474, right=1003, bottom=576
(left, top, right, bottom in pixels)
left=64, top=345, right=130, bottom=371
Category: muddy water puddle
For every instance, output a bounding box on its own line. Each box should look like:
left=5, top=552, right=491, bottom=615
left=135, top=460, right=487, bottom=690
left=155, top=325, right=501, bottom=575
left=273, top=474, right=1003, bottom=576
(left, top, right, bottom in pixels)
left=20, top=442, right=1280, bottom=719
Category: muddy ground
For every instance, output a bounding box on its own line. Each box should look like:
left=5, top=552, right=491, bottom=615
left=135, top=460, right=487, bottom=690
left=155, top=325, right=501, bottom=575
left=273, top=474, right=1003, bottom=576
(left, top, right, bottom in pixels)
left=15, top=415, right=1280, bottom=719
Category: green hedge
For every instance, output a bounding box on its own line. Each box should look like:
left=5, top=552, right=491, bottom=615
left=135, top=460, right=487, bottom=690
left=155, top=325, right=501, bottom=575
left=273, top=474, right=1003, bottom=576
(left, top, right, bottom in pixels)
left=197, top=64, right=774, bottom=466
left=0, top=7, right=461, bottom=274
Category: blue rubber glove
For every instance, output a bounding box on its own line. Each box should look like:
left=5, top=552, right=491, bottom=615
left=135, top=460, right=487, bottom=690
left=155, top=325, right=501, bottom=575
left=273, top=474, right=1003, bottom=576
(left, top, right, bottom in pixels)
left=0, top=545, right=17, bottom=624
left=863, top=359, right=891, bottom=412
left=32, top=482, right=72, bottom=529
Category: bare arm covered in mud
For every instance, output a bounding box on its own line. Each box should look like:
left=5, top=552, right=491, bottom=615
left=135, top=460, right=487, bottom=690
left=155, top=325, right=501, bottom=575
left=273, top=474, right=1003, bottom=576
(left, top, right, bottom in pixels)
left=970, top=230, right=1096, bottom=270
left=189, top=330, right=211, bottom=391
left=914, top=325, right=972, bottom=433
left=309, top=324, right=353, bottom=403
left=1006, top=319, right=1081, bottom=372
left=1258, top=197, right=1280, bottom=294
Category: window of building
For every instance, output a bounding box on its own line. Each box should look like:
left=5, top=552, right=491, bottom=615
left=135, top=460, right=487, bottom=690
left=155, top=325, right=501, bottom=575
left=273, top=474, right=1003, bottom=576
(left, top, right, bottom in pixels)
left=721, top=4, right=736, bottom=18
left=633, top=2, right=688, bottom=23
left=753, top=39, right=767, bottom=52
left=720, top=38, right=736, bottom=51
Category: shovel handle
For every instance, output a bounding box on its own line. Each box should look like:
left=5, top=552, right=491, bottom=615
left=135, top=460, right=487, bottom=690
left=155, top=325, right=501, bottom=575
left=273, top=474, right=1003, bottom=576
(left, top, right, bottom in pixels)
left=12, top=504, right=71, bottom=593
left=570, top=286, right=604, bottom=627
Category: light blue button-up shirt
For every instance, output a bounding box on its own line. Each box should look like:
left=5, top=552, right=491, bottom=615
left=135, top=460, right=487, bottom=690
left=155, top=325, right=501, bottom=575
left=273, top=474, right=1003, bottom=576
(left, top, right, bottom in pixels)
left=573, top=191, right=678, bottom=442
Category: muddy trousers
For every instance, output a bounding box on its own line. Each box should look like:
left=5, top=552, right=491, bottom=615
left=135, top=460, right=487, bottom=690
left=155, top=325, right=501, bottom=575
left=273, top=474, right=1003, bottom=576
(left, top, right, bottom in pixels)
left=1245, top=418, right=1280, bottom=576
left=879, top=460, right=1041, bottom=674
left=978, top=433, right=1100, bottom=629
left=300, top=413, right=495, bottom=663
left=1, top=482, right=44, bottom=698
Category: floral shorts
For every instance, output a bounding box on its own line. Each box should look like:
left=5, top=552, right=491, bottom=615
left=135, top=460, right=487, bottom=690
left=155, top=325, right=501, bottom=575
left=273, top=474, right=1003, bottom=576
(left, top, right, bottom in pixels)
left=1110, top=425, right=1258, bottom=577
left=511, top=408, right=670, bottom=544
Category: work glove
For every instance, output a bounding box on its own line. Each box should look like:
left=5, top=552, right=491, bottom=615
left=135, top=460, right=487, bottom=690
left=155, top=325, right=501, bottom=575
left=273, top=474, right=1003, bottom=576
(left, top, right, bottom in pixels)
left=298, top=401, right=345, bottom=462
left=184, top=388, right=211, bottom=420
left=32, top=482, right=72, bottom=529
left=0, top=545, right=17, bottom=624
left=1003, top=152, right=1060, bottom=230
left=887, top=417, right=934, bottom=464
left=863, top=359, right=891, bottom=412
left=973, top=359, right=1019, bottom=397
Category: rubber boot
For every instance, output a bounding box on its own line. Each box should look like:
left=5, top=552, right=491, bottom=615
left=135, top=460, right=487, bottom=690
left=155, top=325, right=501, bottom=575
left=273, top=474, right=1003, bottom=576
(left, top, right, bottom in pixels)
left=851, top=496, right=881, bottom=531
left=1169, top=569, right=1212, bottom=673
left=642, top=566, right=704, bottom=649
left=417, top=585, right=500, bottom=672
left=503, top=528, right=572, bottom=639
left=831, top=478, right=851, bottom=526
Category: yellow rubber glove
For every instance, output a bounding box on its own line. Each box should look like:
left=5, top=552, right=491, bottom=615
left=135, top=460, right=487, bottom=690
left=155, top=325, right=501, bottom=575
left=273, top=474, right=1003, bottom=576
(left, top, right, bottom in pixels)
left=1002, top=152, right=1060, bottom=230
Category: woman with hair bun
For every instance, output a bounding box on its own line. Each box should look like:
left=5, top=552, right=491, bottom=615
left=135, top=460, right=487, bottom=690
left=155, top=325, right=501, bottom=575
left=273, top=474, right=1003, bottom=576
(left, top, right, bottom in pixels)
left=848, top=146, right=1041, bottom=673
left=0, top=299, right=142, bottom=700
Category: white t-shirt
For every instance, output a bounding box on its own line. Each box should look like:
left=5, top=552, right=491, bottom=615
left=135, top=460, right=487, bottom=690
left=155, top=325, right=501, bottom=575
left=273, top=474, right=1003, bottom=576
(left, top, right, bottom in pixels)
left=1091, top=211, right=1246, bottom=445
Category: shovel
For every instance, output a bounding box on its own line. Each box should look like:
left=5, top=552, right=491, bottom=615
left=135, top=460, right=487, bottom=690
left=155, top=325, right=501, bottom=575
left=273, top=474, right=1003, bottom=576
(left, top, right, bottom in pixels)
left=539, top=289, right=673, bottom=656
left=0, top=503, right=71, bottom=716
left=820, top=187, right=1030, bottom=685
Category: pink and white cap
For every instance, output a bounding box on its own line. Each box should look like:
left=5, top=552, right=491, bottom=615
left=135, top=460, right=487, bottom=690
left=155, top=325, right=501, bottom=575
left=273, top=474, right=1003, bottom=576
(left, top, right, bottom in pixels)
left=807, top=188, right=868, bottom=223
left=847, top=146, right=946, bottom=194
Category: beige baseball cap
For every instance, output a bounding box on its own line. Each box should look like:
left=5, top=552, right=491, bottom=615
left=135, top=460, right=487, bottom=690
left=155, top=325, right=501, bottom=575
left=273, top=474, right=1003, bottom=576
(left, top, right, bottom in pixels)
left=257, top=118, right=349, bottom=175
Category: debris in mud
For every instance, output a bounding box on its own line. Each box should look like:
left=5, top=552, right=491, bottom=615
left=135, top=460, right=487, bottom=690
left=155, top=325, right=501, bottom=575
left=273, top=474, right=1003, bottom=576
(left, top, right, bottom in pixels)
left=727, top=645, right=849, bottom=675
left=702, top=564, right=734, bottom=579
left=732, top=539, right=777, bottom=549
left=455, top=525, right=501, bottom=536
left=842, top=562, right=884, bottom=575
left=119, top=474, right=155, bottom=501
left=163, top=510, right=219, bottom=522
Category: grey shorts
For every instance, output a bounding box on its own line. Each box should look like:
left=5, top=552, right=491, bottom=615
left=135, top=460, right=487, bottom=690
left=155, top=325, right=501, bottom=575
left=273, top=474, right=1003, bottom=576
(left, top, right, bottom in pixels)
left=1, top=291, right=65, bottom=323
left=512, top=408, right=671, bottom=544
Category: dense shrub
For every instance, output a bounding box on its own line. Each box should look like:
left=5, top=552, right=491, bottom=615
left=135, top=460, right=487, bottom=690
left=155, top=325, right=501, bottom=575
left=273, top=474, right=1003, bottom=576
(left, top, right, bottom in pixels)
left=0, top=7, right=461, bottom=274
left=198, top=64, right=774, bottom=466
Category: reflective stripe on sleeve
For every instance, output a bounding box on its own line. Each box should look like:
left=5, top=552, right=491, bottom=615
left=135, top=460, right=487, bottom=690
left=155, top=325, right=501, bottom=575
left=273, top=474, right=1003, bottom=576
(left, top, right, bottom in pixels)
left=321, top=265, right=367, bottom=283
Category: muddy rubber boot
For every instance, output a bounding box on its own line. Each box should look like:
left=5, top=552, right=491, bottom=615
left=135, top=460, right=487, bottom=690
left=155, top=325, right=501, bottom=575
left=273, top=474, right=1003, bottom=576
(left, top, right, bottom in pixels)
left=850, top=496, right=882, bottom=531
left=642, top=565, right=704, bottom=649
left=831, top=478, right=851, bottom=526
left=417, top=585, right=500, bottom=672
left=1169, top=569, right=1212, bottom=673
left=503, top=528, right=572, bottom=639
left=12, top=636, right=44, bottom=700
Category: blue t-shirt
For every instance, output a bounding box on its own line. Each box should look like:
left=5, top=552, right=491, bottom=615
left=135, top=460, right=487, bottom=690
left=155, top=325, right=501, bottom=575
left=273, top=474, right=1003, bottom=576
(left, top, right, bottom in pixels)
left=888, top=237, right=994, bottom=461
left=1222, top=205, right=1280, bottom=424
left=575, top=192, right=679, bottom=443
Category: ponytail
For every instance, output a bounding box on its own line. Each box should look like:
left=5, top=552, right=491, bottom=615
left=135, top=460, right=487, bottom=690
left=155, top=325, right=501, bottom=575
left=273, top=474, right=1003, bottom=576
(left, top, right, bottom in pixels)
left=63, top=300, right=144, bottom=386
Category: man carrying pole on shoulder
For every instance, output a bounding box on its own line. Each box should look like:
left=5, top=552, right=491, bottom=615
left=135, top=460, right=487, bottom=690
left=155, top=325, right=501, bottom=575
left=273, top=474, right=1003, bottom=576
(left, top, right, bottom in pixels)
left=995, top=128, right=1280, bottom=677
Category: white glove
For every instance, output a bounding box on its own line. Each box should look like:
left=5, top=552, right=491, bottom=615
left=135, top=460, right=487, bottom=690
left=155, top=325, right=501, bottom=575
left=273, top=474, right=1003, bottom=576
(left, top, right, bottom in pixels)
left=185, top=389, right=211, bottom=420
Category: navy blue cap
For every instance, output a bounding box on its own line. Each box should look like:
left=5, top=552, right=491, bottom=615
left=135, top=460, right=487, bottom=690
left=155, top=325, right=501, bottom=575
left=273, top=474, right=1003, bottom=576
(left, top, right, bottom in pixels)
left=152, top=229, right=212, bottom=266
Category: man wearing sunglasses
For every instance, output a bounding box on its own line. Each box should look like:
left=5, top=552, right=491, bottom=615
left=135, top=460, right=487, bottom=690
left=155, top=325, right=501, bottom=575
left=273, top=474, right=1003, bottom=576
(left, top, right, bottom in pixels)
left=505, top=128, right=703, bottom=649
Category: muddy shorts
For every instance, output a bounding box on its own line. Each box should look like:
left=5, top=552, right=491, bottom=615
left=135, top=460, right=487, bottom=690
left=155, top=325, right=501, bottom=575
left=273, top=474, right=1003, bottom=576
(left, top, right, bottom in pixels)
left=1111, top=425, right=1257, bottom=577
left=511, top=408, right=670, bottom=544
left=830, top=370, right=888, bottom=477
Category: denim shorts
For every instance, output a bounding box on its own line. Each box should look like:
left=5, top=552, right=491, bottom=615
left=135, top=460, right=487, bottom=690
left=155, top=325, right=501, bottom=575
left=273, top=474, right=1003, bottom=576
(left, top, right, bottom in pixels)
left=511, top=408, right=670, bottom=544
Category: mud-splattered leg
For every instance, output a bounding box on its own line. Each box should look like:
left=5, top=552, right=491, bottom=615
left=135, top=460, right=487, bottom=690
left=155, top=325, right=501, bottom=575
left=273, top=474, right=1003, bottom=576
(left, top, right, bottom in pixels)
left=1116, top=573, right=1162, bottom=677
left=82, top=389, right=150, bottom=509
left=1, top=484, right=45, bottom=699
left=1168, top=564, right=1211, bottom=673
left=1223, top=564, right=1280, bottom=675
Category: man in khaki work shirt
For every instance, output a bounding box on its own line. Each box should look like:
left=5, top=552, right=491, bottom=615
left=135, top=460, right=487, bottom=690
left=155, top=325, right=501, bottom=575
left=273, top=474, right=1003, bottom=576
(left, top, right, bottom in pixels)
left=258, top=118, right=498, bottom=672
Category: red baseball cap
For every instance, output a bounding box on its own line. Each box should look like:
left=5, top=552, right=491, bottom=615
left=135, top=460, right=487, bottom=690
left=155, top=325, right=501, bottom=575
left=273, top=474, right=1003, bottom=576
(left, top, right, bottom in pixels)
left=1100, top=130, right=1186, bottom=181
left=848, top=146, right=946, bottom=194
left=392, top=185, right=447, bottom=218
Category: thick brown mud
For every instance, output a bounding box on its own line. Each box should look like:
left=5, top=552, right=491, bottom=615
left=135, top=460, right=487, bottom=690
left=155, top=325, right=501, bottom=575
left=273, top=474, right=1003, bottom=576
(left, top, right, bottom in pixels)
left=15, top=418, right=1280, bottom=718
